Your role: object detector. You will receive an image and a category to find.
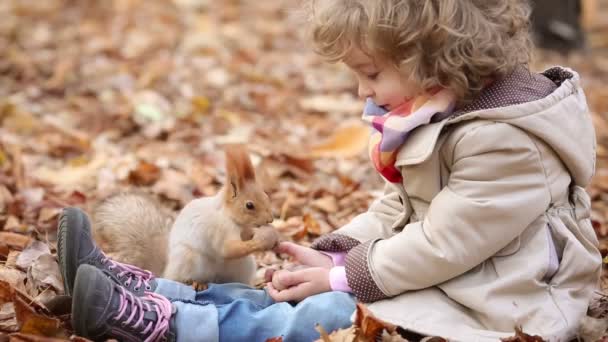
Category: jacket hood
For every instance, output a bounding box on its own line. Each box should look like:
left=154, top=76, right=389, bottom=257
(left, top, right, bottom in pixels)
left=394, top=67, right=596, bottom=187
left=451, top=67, right=596, bottom=187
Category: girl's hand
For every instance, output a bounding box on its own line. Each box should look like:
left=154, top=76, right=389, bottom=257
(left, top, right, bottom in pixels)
left=266, top=267, right=331, bottom=302
left=274, top=242, right=333, bottom=269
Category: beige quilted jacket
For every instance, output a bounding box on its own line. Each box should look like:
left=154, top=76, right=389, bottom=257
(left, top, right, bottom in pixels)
left=313, top=67, right=602, bottom=341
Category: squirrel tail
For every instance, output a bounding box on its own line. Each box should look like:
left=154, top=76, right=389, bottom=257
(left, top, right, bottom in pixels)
left=91, top=192, right=173, bottom=275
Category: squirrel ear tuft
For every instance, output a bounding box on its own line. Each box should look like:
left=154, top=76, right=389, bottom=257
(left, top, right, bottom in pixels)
left=224, top=144, right=256, bottom=193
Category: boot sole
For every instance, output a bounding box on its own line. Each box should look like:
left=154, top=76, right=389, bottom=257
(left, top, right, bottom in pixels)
left=58, top=208, right=91, bottom=297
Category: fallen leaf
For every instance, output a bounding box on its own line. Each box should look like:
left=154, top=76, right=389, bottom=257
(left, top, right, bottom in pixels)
left=0, top=233, right=31, bottom=251
left=299, top=94, right=361, bottom=114
left=0, top=304, right=18, bottom=333
left=15, top=242, right=50, bottom=272
left=128, top=160, right=161, bottom=186
left=0, top=268, right=26, bottom=293
left=500, top=327, right=546, bottom=342
left=152, top=169, right=195, bottom=204
left=308, top=121, right=369, bottom=159
left=0, top=282, right=13, bottom=306
left=265, top=337, right=283, bottom=342
left=36, top=208, right=60, bottom=228
left=5, top=252, right=20, bottom=269
left=0, top=246, right=8, bottom=261
left=315, top=324, right=357, bottom=342
left=303, top=213, right=322, bottom=236
left=354, top=303, right=397, bottom=340
left=311, top=196, right=338, bottom=214
left=29, top=254, right=63, bottom=293
left=6, top=333, right=73, bottom=341
left=3, top=217, right=24, bottom=233
left=13, top=294, right=64, bottom=338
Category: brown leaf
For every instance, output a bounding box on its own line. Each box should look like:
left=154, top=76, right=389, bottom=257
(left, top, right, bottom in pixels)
left=15, top=242, right=50, bottom=272
left=152, top=169, right=194, bottom=205
left=314, top=324, right=358, bottom=342
left=311, top=196, right=338, bottom=214
left=0, top=268, right=26, bottom=293
left=29, top=254, right=64, bottom=294
left=265, top=337, right=283, bottom=342
left=128, top=160, right=161, bottom=186
left=308, top=121, right=369, bottom=159
left=0, top=246, right=8, bottom=261
left=303, top=214, right=322, bottom=236
left=354, top=303, right=397, bottom=339
left=0, top=304, right=18, bottom=333
left=0, top=185, right=13, bottom=215
left=8, top=333, right=70, bottom=342
left=290, top=226, right=307, bottom=241
left=0, top=281, right=13, bottom=306
left=13, top=295, right=63, bottom=338
left=3, top=217, right=24, bottom=233
left=500, top=327, right=546, bottom=342
left=0, top=233, right=31, bottom=251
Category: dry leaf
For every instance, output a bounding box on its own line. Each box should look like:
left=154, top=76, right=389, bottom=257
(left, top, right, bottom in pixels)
left=0, top=268, right=26, bottom=294
left=299, top=94, right=361, bottom=114
left=6, top=333, right=73, bottom=341
left=3, top=217, right=24, bottom=233
left=500, top=327, right=546, bottom=342
left=15, top=242, right=50, bottom=272
left=28, top=254, right=63, bottom=293
left=315, top=324, right=358, bottom=342
left=265, top=337, right=283, bottom=342
left=0, top=233, right=31, bottom=251
left=302, top=214, right=322, bottom=236
left=152, top=169, right=195, bottom=204
left=0, top=282, right=13, bottom=306
left=13, top=295, right=63, bottom=338
left=354, top=303, right=397, bottom=340
left=0, top=303, right=18, bottom=333
left=308, top=122, right=369, bottom=159
left=128, top=160, right=161, bottom=186
left=311, top=196, right=338, bottom=214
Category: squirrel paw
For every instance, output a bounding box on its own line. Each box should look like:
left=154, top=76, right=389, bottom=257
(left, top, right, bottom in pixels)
left=190, top=281, right=208, bottom=292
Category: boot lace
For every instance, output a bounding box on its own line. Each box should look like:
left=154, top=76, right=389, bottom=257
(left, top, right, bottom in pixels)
left=113, top=286, right=172, bottom=342
left=100, top=254, right=154, bottom=291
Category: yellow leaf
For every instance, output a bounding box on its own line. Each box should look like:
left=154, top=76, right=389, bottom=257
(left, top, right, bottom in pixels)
left=192, top=96, right=211, bottom=114
left=309, top=121, right=369, bottom=159
left=0, top=147, right=6, bottom=166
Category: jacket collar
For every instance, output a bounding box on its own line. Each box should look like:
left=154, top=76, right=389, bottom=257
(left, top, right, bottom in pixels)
left=394, top=66, right=576, bottom=167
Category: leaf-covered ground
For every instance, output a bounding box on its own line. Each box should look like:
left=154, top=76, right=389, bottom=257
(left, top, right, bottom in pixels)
left=1, top=1, right=608, bottom=341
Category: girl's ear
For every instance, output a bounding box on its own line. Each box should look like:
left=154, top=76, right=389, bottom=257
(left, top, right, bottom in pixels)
left=224, top=145, right=256, bottom=198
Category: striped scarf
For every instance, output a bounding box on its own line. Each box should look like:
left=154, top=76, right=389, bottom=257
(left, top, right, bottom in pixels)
left=362, top=89, right=457, bottom=183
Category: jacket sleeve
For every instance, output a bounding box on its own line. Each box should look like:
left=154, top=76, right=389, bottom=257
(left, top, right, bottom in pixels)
left=311, top=182, right=411, bottom=252
left=345, top=123, right=552, bottom=302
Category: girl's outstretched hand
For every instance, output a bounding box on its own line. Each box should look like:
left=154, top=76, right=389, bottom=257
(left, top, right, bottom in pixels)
left=266, top=267, right=331, bottom=302
left=273, top=242, right=333, bottom=269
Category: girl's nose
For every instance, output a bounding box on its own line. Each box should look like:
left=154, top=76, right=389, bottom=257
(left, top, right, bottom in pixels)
left=358, top=82, right=374, bottom=99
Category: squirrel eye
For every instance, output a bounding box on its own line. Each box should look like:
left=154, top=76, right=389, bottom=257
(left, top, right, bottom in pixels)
left=245, top=201, right=255, bottom=210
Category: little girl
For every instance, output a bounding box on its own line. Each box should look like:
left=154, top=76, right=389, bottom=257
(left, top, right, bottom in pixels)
left=59, top=0, right=601, bottom=341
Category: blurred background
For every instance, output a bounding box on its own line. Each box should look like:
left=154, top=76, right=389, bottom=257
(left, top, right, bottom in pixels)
left=0, top=0, right=607, bottom=336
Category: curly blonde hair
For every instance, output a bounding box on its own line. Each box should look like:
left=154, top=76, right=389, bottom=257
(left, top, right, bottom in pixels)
left=306, top=0, right=533, bottom=101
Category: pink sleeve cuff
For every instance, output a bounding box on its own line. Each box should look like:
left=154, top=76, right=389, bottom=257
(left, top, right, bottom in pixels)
left=329, top=266, right=352, bottom=292
left=320, top=251, right=347, bottom=267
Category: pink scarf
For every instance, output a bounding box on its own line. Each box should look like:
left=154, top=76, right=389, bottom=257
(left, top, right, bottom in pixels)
left=362, top=89, right=457, bottom=183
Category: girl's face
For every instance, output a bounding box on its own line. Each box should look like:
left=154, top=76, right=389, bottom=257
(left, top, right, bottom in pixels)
left=344, top=48, right=421, bottom=111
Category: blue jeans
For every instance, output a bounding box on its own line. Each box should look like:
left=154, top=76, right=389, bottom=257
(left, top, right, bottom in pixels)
left=154, top=279, right=356, bottom=342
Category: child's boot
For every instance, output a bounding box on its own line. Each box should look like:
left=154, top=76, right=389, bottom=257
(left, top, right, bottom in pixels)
left=58, top=207, right=157, bottom=296
left=72, top=264, right=175, bottom=342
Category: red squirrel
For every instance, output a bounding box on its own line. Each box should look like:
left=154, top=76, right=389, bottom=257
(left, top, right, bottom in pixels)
left=92, top=145, right=279, bottom=286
